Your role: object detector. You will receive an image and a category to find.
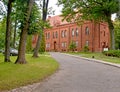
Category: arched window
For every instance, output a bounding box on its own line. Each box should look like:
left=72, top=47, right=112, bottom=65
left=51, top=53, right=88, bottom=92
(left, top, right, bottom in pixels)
left=61, top=30, right=64, bottom=38
left=55, top=31, right=58, bottom=38
left=86, top=40, right=89, bottom=46
left=46, top=33, right=47, bottom=39
left=72, top=29, right=75, bottom=37
left=85, top=27, right=89, bottom=35
left=64, top=30, right=67, bottom=37
left=76, top=28, right=79, bottom=36
left=53, top=32, right=55, bottom=38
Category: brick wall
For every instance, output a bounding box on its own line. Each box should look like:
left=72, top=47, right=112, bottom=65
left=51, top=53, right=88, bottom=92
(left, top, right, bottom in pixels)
left=42, top=15, right=110, bottom=52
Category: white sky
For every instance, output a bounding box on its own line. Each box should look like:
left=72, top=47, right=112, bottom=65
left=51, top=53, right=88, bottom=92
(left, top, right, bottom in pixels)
left=48, top=0, right=62, bottom=16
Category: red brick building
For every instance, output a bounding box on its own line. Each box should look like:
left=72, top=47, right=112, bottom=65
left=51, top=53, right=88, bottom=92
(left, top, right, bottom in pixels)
left=44, top=15, right=110, bottom=52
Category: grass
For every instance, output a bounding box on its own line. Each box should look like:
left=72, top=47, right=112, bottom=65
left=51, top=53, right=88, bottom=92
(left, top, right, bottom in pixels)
left=0, top=53, right=59, bottom=91
left=67, top=52, right=120, bottom=64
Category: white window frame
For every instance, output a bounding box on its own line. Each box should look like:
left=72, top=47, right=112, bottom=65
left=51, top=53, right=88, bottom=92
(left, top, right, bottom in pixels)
left=86, top=40, right=89, bottom=46
left=72, top=29, right=75, bottom=37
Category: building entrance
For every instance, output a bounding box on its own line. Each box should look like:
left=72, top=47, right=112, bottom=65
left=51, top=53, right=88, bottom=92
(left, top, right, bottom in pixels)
left=54, top=41, right=57, bottom=51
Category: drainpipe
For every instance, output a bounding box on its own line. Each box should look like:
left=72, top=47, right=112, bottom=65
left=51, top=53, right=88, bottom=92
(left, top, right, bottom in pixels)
left=99, top=23, right=101, bottom=52
left=81, top=25, right=82, bottom=50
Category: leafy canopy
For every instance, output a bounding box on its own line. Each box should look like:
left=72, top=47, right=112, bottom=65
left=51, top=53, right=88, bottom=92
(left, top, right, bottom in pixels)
left=58, top=0, right=119, bottom=23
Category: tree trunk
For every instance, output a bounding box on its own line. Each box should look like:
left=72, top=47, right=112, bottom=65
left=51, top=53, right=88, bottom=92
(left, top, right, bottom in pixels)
left=4, top=0, right=12, bottom=62
left=32, top=0, right=49, bottom=57
left=15, top=0, right=34, bottom=64
left=13, top=18, right=17, bottom=48
left=33, top=33, right=42, bottom=57
left=107, top=16, right=115, bottom=50
left=110, top=28, right=115, bottom=50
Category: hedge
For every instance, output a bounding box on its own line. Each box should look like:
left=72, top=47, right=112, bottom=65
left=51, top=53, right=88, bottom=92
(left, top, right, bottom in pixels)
left=103, top=50, right=120, bottom=58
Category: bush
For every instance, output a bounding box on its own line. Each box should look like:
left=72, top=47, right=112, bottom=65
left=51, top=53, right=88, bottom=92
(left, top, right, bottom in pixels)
left=83, top=46, right=89, bottom=52
left=103, top=50, right=120, bottom=58
left=69, top=41, right=76, bottom=52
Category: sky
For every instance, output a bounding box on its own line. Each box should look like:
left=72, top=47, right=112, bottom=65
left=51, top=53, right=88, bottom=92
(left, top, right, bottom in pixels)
left=48, top=0, right=62, bottom=16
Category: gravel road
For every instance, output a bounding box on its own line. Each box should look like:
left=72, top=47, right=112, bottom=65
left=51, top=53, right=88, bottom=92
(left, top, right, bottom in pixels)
left=8, top=52, right=120, bottom=92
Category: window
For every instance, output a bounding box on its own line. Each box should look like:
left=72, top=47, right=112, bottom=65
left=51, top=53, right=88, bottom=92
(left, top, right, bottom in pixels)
left=64, top=30, right=67, bottom=37
left=85, top=27, right=89, bottom=35
left=75, top=41, right=78, bottom=47
left=61, top=42, right=64, bottom=47
left=46, top=33, right=47, bottom=39
left=72, top=29, right=75, bottom=37
left=64, top=42, right=67, bottom=47
left=104, top=31, right=105, bottom=36
left=46, top=43, right=50, bottom=48
left=46, top=33, right=50, bottom=39
left=48, top=33, right=50, bottom=39
left=53, top=32, right=56, bottom=38
left=61, top=42, right=67, bottom=47
left=76, top=28, right=79, bottom=36
left=86, top=40, right=89, bottom=46
left=55, top=31, right=58, bottom=38
left=53, top=32, right=54, bottom=38
left=61, top=30, right=64, bottom=38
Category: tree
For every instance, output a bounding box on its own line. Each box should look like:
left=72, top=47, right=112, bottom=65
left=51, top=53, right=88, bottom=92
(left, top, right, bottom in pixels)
left=114, top=19, right=120, bottom=49
left=33, top=0, right=49, bottom=57
left=0, top=17, right=6, bottom=49
left=39, top=31, right=45, bottom=53
left=58, top=0, right=119, bottom=50
left=15, top=0, right=34, bottom=64
left=69, top=41, right=76, bottom=52
left=4, top=0, right=15, bottom=62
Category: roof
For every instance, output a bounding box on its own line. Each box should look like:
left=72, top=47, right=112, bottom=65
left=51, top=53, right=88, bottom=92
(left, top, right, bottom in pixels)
left=47, top=15, right=69, bottom=27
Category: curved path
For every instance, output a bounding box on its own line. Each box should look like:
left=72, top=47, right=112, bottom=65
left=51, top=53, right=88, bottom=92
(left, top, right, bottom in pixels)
left=9, top=52, right=120, bottom=92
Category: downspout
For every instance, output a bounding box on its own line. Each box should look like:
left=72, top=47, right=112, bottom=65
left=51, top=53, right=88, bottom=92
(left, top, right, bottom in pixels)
left=99, top=23, right=101, bottom=52
left=81, top=25, right=82, bottom=50
left=92, top=21, right=94, bottom=52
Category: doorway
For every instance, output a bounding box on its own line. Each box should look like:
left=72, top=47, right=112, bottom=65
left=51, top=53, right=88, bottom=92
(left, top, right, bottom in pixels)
left=54, top=41, right=57, bottom=51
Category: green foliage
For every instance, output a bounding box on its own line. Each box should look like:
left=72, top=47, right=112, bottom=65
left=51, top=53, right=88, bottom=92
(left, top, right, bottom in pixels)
left=103, top=50, right=120, bottom=58
left=69, top=41, right=76, bottom=51
left=26, top=35, right=33, bottom=53
left=39, top=32, right=45, bottom=53
left=12, top=0, right=28, bottom=30
left=28, top=3, right=42, bottom=35
left=114, top=19, right=120, bottom=49
left=0, top=18, right=6, bottom=49
left=83, top=46, right=89, bottom=52
left=0, top=54, right=59, bottom=91
left=58, top=0, right=119, bottom=22
left=67, top=52, right=120, bottom=64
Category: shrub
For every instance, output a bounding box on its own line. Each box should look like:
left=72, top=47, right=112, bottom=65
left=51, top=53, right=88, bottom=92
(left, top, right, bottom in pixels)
left=83, top=46, right=89, bottom=52
left=69, top=41, right=76, bottom=52
left=103, top=50, right=120, bottom=58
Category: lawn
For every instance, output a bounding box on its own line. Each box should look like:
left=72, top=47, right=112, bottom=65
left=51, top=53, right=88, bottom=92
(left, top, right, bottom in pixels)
left=68, top=52, right=120, bottom=64
left=0, top=53, right=59, bottom=91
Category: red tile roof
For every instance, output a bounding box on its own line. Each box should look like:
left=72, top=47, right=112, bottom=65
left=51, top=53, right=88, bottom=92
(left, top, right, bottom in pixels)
left=47, top=15, right=69, bottom=26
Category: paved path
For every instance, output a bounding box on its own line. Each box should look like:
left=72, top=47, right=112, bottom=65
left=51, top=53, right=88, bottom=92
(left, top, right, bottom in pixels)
left=8, top=52, right=120, bottom=92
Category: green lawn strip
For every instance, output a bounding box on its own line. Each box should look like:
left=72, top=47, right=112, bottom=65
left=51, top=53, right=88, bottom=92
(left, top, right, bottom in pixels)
left=0, top=53, right=59, bottom=91
left=67, top=52, right=120, bottom=64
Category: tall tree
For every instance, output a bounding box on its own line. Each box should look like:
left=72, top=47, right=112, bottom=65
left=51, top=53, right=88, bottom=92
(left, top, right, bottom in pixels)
left=4, top=0, right=15, bottom=62
left=114, top=19, right=120, bottom=49
left=0, top=17, right=6, bottom=49
left=15, top=0, right=34, bottom=64
left=58, top=0, right=119, bottom=50
left=33, top=0, right=49, bottom=57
